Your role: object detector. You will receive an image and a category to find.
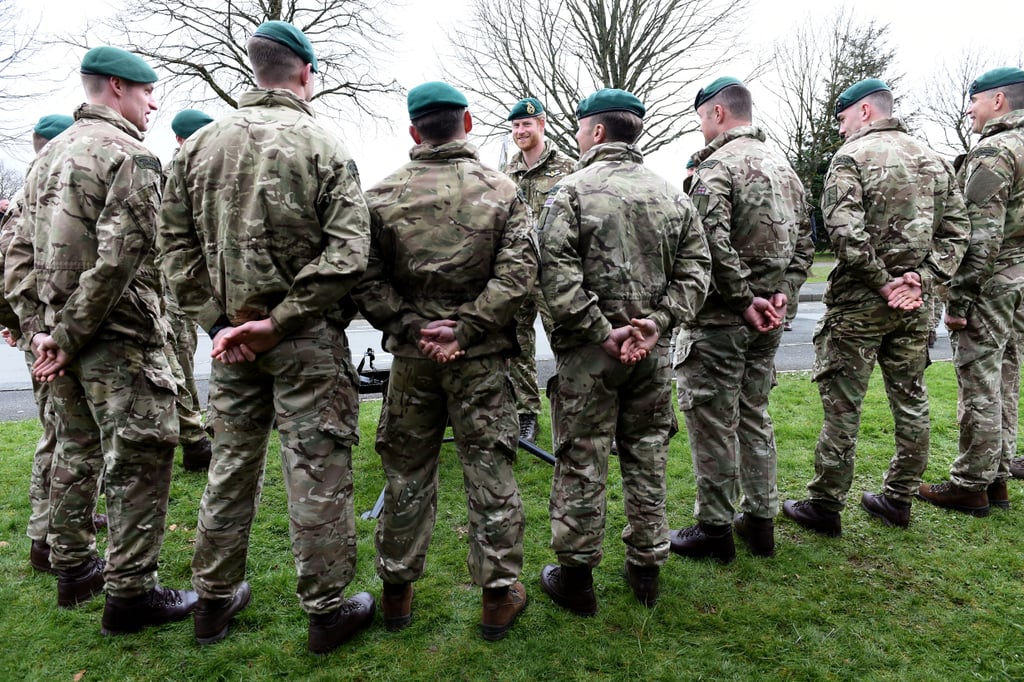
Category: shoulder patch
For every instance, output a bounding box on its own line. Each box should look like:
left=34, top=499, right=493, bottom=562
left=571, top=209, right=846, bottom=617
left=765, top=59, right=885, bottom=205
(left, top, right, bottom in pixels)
left=346, top=160, right=360, bottom=181
left=831, top=155, right=857, bottom=170
left=133, top=154, right=162, bottom=173
left=543, top=185, right=564, bottom=208
left=697, top=159, right=720, bottom=170
left=971, top=146, right=1000, bottom=159
left=964, top=165, right=1005, bottom=206
left=823, top=185, right=838, bottom=211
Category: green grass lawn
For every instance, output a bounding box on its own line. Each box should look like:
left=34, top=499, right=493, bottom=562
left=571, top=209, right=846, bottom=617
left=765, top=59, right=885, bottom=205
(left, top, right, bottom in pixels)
left=804, top=253, right=836, bottom=285
left=1, top=361, right=1022, bottom=681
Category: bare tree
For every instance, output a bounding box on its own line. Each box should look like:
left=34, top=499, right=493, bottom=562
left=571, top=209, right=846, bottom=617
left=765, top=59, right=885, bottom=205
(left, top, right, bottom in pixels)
left=0, top=0, right=46, bottom=148
left=916, top=47, right=1024, bottom=158
left=71, top=0, right=402, bottom=121
left=765, top=9, right=901, bottom=246
left=0, top=160, right=24, bottom=200
left=446, top=0, right=755, bottom=156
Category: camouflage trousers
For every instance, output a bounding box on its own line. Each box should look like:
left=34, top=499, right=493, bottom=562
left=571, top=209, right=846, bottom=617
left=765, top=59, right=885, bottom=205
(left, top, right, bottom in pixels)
left=166, top=308, right=205, bottom=443
left=548, top=340, right=677, bottom=568
left=510, top=298, right=541, bottom=415
left=48, top=339, right=178, bottom=597
left=25, top=350, right=56, bottom=542
left=807, top=304, right=931, bottom=510
left=949, top=280, right=1024, bottom=489
left=375, top=354, right=523, bottom=589
left=675, top=325, right=782, bottom=525
left=192, top=319, right=360, bottom=614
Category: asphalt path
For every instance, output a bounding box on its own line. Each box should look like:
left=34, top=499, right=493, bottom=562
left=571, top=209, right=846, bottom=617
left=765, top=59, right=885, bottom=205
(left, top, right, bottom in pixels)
left=0, top=291, right=952, bottom=422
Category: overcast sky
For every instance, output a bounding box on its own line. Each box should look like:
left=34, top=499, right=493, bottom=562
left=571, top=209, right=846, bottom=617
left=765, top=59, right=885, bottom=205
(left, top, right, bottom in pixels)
left=4, top=0, right=1024, bottom=187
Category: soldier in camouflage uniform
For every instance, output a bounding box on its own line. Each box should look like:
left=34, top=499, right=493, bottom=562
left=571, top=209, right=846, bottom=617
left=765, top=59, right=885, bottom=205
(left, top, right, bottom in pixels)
left=917, top=68, right=1024, bottom=514
left=783, top=79, right=969, bottom=536
left=163, top=108, right=215, bottom=473
left=0, top=114, right=106, bottom=577
left=537, top=89, right=710, bottom=615
left=3, top=47, right=197, bottom=633
left=353, top=81, right=536, bottom=641
left=669, top=78, right=813, bottom=563
left=503, top=98, right=576, bottom=442
left=158, top=22, right=373, bottom=654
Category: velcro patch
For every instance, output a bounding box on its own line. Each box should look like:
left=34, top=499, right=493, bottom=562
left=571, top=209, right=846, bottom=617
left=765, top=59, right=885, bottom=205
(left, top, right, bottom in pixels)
left=697, top=159, right=720, bottom=170
left=964, top=165, right=1005, bottom=206
left=832, top=155, right=857, bottom=169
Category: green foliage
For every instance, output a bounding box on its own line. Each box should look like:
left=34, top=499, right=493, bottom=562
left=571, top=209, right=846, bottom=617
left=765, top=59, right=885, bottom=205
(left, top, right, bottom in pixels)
left=1, top=363, right=1023, bottom=680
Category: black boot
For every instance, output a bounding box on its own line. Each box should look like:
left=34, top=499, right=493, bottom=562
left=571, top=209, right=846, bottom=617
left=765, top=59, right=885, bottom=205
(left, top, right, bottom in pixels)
left=540, top=564, right=597, bottom=616
left=669, top=522, right=736, bottom=563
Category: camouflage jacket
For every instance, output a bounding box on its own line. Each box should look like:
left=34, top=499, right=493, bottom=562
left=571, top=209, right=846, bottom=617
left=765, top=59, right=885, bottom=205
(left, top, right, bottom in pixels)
left=0, top=190, right=23, bottom=338
left=537, top=142, right=711, bottom=352
left=505, top=142, right=576, bottom=218
left=159, top=88, right=370, bottom=336
left=354, top=140, right=538, bottom=359
left=688, top=125, right=814, bottom=325
left=820, top=117, right=969, bottom=308
left=947, top=109, right=1024, bottom=318
left=4, top=103, right=166, bottom=357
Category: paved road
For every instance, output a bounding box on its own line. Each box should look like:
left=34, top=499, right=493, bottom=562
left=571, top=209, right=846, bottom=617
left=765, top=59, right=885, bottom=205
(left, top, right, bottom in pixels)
left=0, top=287, right=952, bottom=421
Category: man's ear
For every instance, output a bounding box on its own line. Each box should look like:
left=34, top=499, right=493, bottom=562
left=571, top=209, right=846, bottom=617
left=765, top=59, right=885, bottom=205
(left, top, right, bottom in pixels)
left=409, top=124, right=422, bottom=144
left=464, top=110, right=473, bottom=134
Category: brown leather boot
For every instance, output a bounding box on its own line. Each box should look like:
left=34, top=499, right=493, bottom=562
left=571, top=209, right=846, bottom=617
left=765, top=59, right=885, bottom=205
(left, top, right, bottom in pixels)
left=381, top=582, right=413, bottom=632
left=917, top=481, right=989, bottom=517
left=1010, top=457, right=1024, bottom=480
left=622, top=562, right=659, bottom=607
left=194, top=582, right=252, bottom=645
left=30, top=539, right=56, bottom=574
left=733, top=513, right=775, bottom=557
left=101, top=585, right=199, bottom=635
left=540, top=564, right=597, bottom=616
left=57, top=556, right=105, bottom=608
left=480, top=581, right=527, bottom=641
left=782, top=499, right=842, bottom=537
left=308, top=592, right=375, bottom=655
left=987, top=479, right=1010, bottom=510
left=860, top=491, right=910, bottom=528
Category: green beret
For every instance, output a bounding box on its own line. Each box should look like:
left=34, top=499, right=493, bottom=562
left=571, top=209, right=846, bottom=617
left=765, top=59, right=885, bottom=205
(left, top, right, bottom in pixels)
left=969, top=67, right=1024, bottom=97
left=171, top=109, right=214, bottom=139
left=685, top=157, right=697, bottom=170
left=575, top=88, right=645, bottom=119
left=253, top=20, right=318, bottom=73
left=80, top=46, right=158, bottom=84
left=507, top=97, right=545, bottom=121
left=407, top=81, right=468, bottom=119
left=693, top=77, right=744, bottom=111
left=34, top=114, right=74, bottom=141
left=835, top=78, right=890, bottom=117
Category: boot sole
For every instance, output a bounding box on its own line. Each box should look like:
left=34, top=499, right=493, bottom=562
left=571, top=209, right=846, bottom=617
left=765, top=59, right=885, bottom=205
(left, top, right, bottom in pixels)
left=383, top=614, right=412, bottom=632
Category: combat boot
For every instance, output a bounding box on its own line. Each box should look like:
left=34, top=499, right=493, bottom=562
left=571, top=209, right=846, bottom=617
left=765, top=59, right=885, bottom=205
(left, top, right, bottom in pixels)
left=860, top=491, right=910, bottom=528
left=987, top=479, right=1010, bottom=510
left=1009, top=457, right=1024, bottom=480
left=307, top=592, right=375, bottom=655
left=93, top=513, right=108, bottom=531
left=182, top=437, right=212, bottom=472
left=622, top=562, right=659, bottom=607
left=518, top=413, right=538, bottom=442
left=540, top=564, right=597, bottom=616
left=782, top=499, right=842, bottom=537
left=194, top=582, right=252, bottom=645
left=733, top=513, right=775, bottom=557
left=101, top=585, right=199, bottom=635
left=57, top=555, right=105, bottom=608
left=669, top=522, right=735, bottom=563
left=916, top=481, right=990, bottom=517
left=381, top=582, right=413, bottom=632
left=480, top=581, right=527, bottom=641
left=30, top=539, right=56, bottom=574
